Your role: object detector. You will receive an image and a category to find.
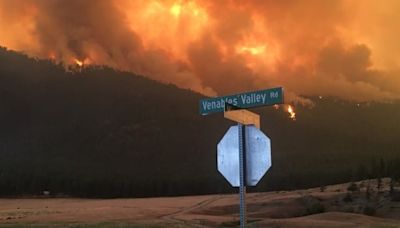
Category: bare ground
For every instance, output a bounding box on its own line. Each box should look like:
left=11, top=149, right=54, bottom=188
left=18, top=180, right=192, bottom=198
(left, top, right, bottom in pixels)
left=1, top=178, right=400, bottom=227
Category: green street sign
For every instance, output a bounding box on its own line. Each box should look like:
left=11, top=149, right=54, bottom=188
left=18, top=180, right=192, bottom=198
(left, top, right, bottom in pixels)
left=199, top=87, right=284, bottom=115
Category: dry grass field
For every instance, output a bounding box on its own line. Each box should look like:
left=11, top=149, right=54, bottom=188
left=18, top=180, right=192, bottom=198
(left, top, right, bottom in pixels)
left=1, top=178, right=400, bottom=227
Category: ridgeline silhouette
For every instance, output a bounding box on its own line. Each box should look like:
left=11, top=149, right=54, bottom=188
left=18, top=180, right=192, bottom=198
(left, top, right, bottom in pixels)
left=0, top=47, right=399, bottom=198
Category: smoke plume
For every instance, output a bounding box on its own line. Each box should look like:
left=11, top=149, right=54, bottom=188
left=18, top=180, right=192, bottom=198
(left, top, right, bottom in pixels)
left=1, top=0, right=399, bottom=103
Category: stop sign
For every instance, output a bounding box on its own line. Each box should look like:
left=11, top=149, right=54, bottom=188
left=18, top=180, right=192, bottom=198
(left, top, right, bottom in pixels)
left=217, top=125, right=271, bottom=187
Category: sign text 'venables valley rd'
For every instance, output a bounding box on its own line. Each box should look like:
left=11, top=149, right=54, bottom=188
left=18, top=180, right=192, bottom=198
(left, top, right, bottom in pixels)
left=199, top=87, right=284, bottom=115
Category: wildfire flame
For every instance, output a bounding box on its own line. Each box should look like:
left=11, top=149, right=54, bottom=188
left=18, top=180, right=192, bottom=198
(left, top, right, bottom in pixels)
left=74, top=59, right=84, bottom=67
left=48, top=51, right=56, bottom=60
left=287, top=105, right=296, bottom=120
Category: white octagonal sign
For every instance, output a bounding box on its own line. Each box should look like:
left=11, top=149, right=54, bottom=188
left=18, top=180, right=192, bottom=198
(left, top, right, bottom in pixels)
left=217, top=125, right=271, bottom=187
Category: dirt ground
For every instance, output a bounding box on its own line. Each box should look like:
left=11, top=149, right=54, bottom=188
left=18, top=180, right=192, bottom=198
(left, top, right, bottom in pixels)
left=1, top=178, right=400, bottom=227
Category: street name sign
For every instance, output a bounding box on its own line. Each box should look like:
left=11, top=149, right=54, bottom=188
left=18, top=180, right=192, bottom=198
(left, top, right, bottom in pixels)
left=217, top=125, right=271, bottom=187
left=199, top=87, right=283, bottom=115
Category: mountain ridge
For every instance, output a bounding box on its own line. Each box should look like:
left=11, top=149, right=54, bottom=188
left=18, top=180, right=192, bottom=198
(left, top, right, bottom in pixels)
left=0, top=47, right=399, bottom=198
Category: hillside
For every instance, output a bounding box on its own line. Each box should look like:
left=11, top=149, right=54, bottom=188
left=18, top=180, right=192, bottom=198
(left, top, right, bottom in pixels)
left=0, top=47, right=400, bottom=198
left=1, top=178, right=400, bottom=227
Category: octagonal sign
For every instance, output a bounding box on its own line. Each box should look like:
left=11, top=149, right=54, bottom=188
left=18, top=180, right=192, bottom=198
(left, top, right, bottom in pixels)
left=217, top=125, right=271, bottom=187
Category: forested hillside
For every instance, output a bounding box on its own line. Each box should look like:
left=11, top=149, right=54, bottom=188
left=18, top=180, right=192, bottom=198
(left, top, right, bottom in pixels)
left=0, top=47, right=399, bottom=198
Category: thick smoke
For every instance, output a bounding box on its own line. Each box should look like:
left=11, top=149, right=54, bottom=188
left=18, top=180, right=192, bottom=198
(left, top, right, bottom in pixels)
left=0, top=0, right=399, bottom=103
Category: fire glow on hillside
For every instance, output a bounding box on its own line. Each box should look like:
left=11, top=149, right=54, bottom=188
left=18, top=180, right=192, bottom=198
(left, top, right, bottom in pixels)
left=0, top=0, right=399, bottom=106
left=74, top=59, right=84, bottom=67
left=287, top=105, right=296, bottom=121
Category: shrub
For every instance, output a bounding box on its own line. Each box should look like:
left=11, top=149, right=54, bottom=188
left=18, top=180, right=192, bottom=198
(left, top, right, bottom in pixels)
left=391, top=191, right=400, bottom=202
left=305, top=202, right=325, bottom=215
left=347, top=182, right=359, bottom=192
left=343, top=206, right=354, bottom=213
left=343, top=193, right=353, bottom=202
left=363, top=205, right=376, bottom=216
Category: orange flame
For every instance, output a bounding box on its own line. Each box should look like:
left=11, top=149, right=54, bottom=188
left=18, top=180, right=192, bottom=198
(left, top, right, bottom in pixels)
left=48, top=51, right=56, bottom=60
left=287, top=105, right=296, bottom=120
left=74, top=59, right=84, bottom=67
left=74, top=57, right=92, bottom=67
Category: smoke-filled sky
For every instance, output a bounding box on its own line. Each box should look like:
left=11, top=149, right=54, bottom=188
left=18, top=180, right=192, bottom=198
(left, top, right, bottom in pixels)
left=1, top=0, right=399, bottom=104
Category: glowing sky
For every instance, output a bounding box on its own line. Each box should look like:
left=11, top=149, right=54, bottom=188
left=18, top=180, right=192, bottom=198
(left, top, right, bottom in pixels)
left=1, top=0, right=399, bottom=104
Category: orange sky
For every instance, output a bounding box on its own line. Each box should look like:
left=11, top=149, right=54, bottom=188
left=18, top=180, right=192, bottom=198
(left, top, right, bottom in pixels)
left=1, top=0, right=399, bottom=104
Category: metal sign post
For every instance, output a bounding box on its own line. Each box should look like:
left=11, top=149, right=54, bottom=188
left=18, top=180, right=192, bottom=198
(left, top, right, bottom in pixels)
left=238, top=123, right=246, bottom=228
left=201, top=87, right=283, bottom=227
